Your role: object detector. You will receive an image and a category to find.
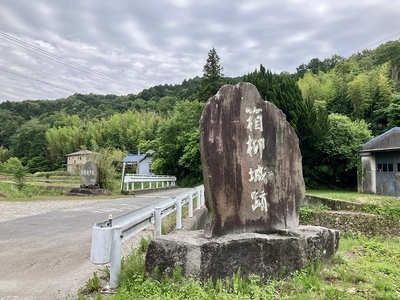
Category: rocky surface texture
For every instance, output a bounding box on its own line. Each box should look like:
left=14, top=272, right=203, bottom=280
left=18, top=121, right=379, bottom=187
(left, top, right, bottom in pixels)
left=146, top=226, right=339, bottom=281
left=200, top=83, right=305, bottom=237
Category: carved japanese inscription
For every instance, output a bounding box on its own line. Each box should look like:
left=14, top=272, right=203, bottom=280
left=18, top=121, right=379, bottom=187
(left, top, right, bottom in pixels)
left=200, top=82, right=305, bottom=238
left=80, top=160, right=99, bottom=188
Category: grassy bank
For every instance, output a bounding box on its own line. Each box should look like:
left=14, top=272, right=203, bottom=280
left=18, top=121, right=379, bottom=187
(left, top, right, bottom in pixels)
left=0, top=178, right=121, bottom=201
left=306, top=189, right=399, bottom=207
left=77, top=234, right=399, bottom=300
left=0, top=181, right=69, bottom=200
left=306, top=190, right=400, bottom=217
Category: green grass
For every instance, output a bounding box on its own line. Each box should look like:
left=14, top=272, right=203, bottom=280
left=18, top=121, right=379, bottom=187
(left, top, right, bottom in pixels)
left=306, top=189, right=398, bottom=205
left=0, top=180, right=124, bottom=201
left=0, top=181, right=67, bottom=200
left=307, top=190, right=400, bottom=217
left=74, top=235, right=399, bottom=300
left=319, top=235, right=400, bottom=299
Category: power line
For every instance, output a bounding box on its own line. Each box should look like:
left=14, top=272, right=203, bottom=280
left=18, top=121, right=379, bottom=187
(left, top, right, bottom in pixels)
left=364, top=32, right=400, bottom=50
left=0, top=56, right=110, bottom=93
left=0, top=66, right=74, bottom=94
left=0, top=31, right=147, bottom=90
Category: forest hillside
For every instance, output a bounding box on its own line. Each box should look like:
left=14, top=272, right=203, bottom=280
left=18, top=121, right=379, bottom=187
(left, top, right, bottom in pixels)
left=1, top=40, right=399, bottom=188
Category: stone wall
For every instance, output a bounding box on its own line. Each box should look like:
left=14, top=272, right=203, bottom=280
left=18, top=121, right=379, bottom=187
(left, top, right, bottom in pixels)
left=302, top=195, right=369, bottom=212
left=302, top=196, right=400, bottom=237
left=300, top=211, right=399, bottom=237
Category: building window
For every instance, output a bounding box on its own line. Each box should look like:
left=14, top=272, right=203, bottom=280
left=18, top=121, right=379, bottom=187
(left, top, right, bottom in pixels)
left=377, top=163, right=394, bottom=172
left=397, top=163, right=400, bottom=172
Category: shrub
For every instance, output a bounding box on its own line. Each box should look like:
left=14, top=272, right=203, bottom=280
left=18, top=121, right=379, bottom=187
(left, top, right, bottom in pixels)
left=3, top=157, right=23, bottom=174
left=90, top=147, right=125, bottom=192
left=13, top=165, right=27, bottom=191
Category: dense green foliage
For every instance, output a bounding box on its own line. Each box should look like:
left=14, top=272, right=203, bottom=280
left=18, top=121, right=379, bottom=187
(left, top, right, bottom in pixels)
left=142, top=100, right=204, bottom=186
left=89, top=148, right=125, bottom=190
left=1, top=41, right=400, bottom=188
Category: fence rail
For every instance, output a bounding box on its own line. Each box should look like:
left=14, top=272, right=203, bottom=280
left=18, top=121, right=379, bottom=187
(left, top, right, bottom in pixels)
left=122, top=174, right=177, bottom=191
left=90, top=185, right=205, bottom=288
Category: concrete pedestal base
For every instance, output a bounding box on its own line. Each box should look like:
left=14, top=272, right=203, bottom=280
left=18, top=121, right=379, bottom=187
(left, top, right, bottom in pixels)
left=67, top=187, right=111, bottom=196
left=145, top=226, right=339, bottom=281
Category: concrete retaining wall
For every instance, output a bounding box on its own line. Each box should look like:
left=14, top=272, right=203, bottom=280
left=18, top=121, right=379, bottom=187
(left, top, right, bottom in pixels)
left=302, top=195, right=399, bottom=237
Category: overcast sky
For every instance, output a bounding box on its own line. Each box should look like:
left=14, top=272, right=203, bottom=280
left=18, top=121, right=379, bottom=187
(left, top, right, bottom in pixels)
left=1, top=0, right=399, bottom=102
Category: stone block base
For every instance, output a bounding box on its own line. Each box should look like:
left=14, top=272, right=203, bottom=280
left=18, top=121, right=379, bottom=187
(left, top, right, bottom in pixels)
left=67, top=188, right=111, bottom=196
left=145, top=226, right=339, bottom=281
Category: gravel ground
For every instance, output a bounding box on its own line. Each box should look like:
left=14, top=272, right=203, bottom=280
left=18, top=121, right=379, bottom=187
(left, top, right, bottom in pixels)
left=0, top=199, right=100, bottom=223
left=0, top=198, right=155, bottom=299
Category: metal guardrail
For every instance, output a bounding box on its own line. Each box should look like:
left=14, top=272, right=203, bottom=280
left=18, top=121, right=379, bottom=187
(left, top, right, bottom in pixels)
left=90, top=185, right=205, bottom=288
left=122, top=174, right=177, bottom=191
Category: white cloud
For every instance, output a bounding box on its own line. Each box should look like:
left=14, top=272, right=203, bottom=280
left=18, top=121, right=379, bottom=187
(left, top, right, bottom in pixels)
left=0, top=0, right=399, bottom=102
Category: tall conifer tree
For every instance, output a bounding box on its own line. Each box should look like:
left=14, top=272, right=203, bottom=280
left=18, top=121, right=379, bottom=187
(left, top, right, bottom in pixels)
left=198, top=48, right=225, bottom=102
left=243, top=65, right=329, bottom=187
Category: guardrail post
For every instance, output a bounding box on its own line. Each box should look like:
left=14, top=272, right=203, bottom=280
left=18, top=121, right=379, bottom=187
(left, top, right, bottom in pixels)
left=154, top=207, right=162, bottom=238
left=176, top=198, right=182, bottom=229
left=188, top=193, right=193, bottom=218
left=110, top=226, right=122, bottom=289
left=201, top=186, right=205, bottom=206
left=196, top=188, right=201, bottom=210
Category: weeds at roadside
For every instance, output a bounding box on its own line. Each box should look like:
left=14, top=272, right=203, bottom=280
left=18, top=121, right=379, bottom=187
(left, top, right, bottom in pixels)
left=118, top=236, right=152, bottom=285
left=78, top=272, right=102, bottom=295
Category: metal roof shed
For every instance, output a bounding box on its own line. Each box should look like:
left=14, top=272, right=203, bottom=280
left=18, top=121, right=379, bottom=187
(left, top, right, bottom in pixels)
left=359, top=127, right=400, bottom=196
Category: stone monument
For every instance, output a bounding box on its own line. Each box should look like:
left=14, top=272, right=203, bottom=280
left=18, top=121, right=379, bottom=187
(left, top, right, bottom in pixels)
left=200, top=82, right=304, bottom=237
left=145, top=83, right=339, bottom=281
left=80, top=160, right=100, bottom=188
left=67, top=161, right=111, bottom=196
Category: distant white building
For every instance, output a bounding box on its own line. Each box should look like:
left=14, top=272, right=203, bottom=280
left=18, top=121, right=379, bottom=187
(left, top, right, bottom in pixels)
left=121, top=150, right=154, bottom=175
left=65, top=150, right=93, bottom=175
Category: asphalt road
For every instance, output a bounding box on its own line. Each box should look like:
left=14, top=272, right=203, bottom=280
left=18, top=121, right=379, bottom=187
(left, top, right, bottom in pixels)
left=0, top=188, right=191, bottom=300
